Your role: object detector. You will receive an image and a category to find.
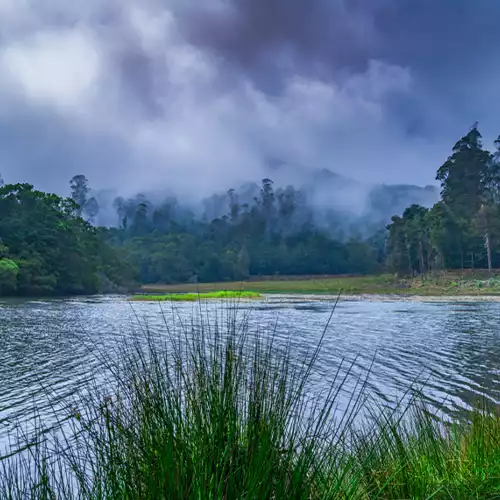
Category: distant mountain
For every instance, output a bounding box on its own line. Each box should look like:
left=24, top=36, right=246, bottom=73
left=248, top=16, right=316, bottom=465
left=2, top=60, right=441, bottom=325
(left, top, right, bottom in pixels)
left=266, top=159, right=439, bottom=219
left=367, top=183, right=439, bottom=222
left=202, top=159, right=440, bottom=238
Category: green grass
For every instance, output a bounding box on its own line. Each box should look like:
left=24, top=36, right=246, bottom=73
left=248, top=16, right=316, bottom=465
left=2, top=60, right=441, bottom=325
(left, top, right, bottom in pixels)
left=141, top=271, right=500, bottom=296
left=2, top=307, right=500, bottom=498
left=130, top=290, right=262, bottom=301
left=141, top=275, right=400, bottom=295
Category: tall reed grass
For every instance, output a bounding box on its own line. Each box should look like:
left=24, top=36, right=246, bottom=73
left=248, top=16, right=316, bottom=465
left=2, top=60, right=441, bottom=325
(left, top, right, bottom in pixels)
left=1, top=305, right=499, bottom=498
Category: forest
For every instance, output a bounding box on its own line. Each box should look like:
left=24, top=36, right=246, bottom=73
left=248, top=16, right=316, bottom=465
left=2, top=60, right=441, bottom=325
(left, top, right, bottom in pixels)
left=0, top=183, right=136, bottom=296
left=0, top=125, right=499, bottom=295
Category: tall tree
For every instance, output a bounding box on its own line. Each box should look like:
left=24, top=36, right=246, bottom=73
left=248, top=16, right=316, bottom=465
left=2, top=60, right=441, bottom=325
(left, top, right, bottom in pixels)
left=113, top=196, right=127, bottom=229
left=436, top=125, right=492, bottom=218
left=83, top=197, right=100, bottom=224
left=435, top=125, right=500, bottom=270
left=70, top=175, right=90, bottom=217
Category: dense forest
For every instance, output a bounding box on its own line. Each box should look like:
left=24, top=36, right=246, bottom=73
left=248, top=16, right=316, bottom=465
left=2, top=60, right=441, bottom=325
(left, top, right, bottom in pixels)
left=0, top=182, right=136, bottom=296
left=0, top=125, right=499, bottom=295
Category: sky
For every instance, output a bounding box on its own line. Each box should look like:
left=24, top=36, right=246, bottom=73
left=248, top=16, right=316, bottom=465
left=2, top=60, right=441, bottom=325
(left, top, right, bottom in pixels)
left=0, top=0, right=499, bottom=198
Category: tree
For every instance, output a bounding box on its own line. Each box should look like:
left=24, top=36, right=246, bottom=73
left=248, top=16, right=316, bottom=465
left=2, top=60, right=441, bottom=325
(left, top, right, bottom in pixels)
left=432, top=125, right=500, bottom=270
left=477, top=204, right=493, bottom=271
left=0, top=258, right=18, bottom=294
left=386, top=215, right=411, bottom=275
left=403, top=205, right=430, bottom=275
left=0, top=183, right=134, bottom=296
left=83, top=197, right=100, bottom=224
left=113, top=196, right=128, bottom=229
left=227, top=189, right=240, bottom=223
left=260, top=178, right=274, bottom=211
left=494, top=135, right=500, bottom=164
left=70, top=175, right=90, bottom=216
left=386, top=205, right=433, bottom=276
left=131, top=202, right=150, bottom=236
left=277, top=186, right=297, bottom=234
left=436, top=125, right=492, bottom=219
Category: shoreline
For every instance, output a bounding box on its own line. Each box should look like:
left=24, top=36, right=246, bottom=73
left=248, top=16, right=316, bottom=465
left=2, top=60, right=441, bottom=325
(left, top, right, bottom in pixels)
left=262, top=293, right=500, bottom=302
left=139, top=272, right=500, bottom=299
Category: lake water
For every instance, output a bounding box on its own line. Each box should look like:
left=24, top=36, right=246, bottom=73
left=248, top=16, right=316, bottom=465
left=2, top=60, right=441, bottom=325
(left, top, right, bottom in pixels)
left=1, top=294, right=500, bottom=454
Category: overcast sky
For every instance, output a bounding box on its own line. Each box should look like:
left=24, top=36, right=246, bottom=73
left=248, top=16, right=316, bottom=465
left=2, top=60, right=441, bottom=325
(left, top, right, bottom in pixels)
left=0, top=0, right=498, bottom=197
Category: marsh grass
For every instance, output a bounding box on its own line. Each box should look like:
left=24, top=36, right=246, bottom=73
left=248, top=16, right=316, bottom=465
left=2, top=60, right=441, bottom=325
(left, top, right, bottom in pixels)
left=1, top=304, right=500, bottom=499
left=130, top=290, right=262, bottom=301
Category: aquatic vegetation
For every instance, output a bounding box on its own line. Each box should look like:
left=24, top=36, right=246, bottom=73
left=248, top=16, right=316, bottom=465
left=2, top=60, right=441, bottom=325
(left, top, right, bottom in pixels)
left=1, top=308, right=500, bottom=499
left=130, top=290, right=262, bottom=301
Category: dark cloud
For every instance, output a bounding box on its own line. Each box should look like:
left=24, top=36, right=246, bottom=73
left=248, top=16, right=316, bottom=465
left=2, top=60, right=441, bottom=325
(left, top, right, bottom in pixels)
left=181, top=0, right=500, bottom=132
left=182, top=0, right=500, bottom=78
left=0, top=0, right=498, bottom=198
left=180, top=0, right=379, bottom=86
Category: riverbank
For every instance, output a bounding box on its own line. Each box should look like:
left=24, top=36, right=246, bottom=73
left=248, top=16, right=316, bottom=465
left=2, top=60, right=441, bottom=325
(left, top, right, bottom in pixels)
left=2, top=311, right=499, bottom=499
left=141, top=270, right=500, bottom=296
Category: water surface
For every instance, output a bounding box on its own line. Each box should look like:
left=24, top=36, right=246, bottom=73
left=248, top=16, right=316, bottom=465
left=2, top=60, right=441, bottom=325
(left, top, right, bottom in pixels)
left=1, top=294, right=500, bottom=452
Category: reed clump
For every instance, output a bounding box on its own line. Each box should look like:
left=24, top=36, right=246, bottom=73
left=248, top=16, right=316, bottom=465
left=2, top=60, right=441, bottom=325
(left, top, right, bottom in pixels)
left=1, top=308, right=500, bottom=499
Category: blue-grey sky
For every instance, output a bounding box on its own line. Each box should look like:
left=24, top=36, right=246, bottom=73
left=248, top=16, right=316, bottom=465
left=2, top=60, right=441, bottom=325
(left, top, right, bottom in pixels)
left=0, top=0, right=498, bottom=197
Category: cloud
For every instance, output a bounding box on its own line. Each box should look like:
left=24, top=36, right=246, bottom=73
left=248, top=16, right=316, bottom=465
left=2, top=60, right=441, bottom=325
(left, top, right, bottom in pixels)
left=1, top=29, right=101, bottom=111
left=0, top=0, right=498, bottom=199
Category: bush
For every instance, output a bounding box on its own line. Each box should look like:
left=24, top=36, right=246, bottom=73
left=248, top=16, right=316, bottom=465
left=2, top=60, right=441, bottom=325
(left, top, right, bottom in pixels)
left=0, top=258, right=18, bottom=294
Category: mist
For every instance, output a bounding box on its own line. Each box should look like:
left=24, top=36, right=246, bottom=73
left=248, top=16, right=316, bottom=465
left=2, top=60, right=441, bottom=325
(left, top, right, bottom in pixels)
left=0, top=0, right=499, bottom=203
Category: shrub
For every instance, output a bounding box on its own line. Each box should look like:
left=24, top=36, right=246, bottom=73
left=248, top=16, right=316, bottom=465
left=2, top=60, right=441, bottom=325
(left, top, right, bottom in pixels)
left=0, top=258, right=19, bottom=294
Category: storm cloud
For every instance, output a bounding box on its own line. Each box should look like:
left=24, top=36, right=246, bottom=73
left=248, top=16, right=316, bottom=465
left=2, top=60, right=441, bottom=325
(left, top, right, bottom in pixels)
left=0, top=0, right=499, bottom=198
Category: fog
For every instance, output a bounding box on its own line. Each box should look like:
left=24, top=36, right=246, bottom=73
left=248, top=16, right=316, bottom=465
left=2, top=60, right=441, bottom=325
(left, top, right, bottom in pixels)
left=0, top=0, right=499, bottom=201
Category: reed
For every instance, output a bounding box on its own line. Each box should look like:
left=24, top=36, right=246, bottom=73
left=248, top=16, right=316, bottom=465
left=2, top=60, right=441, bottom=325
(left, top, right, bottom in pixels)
left=1, top=307, right=499, bottom=499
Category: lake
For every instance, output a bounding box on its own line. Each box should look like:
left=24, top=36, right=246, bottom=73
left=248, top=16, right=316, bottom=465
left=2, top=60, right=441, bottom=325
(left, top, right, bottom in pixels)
left=1, top=294, right=500, bottom=454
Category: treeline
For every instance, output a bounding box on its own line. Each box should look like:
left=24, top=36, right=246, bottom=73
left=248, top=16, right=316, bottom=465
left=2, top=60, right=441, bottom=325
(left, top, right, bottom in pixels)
left=0, top=183, right=136, bottom=296
left=2, top=124, right=497, bottom=295
left=387, top=126, right=500, bottom=274
left=104, top=178, right=381, bottom=284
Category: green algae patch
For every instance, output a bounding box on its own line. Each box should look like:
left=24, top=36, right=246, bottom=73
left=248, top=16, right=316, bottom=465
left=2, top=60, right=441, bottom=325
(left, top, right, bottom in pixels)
left=130, top=290, right=262, bottom=302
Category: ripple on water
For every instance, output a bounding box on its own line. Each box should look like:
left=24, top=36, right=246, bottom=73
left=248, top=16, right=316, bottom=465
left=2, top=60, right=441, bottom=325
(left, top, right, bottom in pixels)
left=1, top=295, right=500, bottom=452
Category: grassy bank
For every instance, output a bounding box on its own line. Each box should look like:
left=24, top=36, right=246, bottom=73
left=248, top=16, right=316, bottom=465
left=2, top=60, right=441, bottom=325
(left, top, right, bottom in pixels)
left=141, top=270, right=500, bottom=296
left=2, top=309, right=500, bottom=498
left=130, top=290, right=262, bottom=301
left=141, top=274, right=400, bottom=295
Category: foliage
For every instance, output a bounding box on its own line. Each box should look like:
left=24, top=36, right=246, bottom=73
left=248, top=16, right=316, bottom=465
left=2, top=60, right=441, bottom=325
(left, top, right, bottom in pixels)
left=5, top=122, right=500, bottom=295
left=0, top=183, right=136, bottom=296
left=1, top=313, right=500, bottom=498
left=103, top=178, right=381, bottom=285
left=387, top=124, right=500, bottom=275
left=130, top=290, right=262, bottom=301
left=0, top=258, right=19, bottom=294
